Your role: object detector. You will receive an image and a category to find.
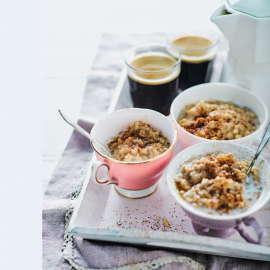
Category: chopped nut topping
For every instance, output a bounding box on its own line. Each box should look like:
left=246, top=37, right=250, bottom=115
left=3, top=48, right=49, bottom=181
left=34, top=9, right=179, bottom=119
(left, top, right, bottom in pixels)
left=178, top=100, right=259, bottom=140
left=174, top=153, right=261, bottom=214
left=108, top=121, right=170, bottom=162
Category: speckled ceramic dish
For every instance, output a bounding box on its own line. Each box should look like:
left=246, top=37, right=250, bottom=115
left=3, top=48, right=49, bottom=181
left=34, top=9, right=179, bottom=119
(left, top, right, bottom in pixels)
left=167, top=141, right=270, bottom=243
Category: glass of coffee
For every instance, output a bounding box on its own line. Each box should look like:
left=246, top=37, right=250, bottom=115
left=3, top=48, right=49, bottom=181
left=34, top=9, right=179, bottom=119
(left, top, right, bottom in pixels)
left=124, top=43, right=181, bottom=116
left=167, top=30, right=220, bottom=91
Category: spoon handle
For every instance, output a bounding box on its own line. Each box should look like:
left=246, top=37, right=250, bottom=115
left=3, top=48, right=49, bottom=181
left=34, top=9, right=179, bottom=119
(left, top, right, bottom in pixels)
left=58, top=110, right=111, bottom=155
left=247, top=122, right=270, bottom=174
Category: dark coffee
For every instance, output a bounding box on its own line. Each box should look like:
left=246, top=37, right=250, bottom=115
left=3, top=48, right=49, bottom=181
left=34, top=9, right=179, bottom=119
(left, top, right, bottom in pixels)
left=127, top=53, right=180, bottom=116
left=172, top=36, right=215, bottom=90
left=179, top=58, right=214, bottom=90
left=128, top=76, right=179, bottom=116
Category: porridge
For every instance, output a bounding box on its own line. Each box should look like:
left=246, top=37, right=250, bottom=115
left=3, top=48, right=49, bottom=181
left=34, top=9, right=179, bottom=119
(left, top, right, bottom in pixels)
left=108, top=121, right=170, bottom=162
left=174, top=153, right=262, bottom=215
left=178, top=100, right=260, bottom=140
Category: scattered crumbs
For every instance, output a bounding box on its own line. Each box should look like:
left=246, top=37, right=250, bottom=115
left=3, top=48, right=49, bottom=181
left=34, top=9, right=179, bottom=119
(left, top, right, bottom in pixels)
left=162, top=219, right=170, bottom=227
left=156, top=216, right=161, bottom=219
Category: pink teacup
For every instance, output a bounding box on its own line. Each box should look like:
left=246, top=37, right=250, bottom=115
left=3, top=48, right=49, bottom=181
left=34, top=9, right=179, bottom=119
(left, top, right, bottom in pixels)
left=90, top=108, right=177, bottom=198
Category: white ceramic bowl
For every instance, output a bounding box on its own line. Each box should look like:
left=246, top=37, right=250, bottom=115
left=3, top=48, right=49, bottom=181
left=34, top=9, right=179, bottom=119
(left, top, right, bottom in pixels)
left=170, top=83, right=269, bottom=154
left=167, top=141, right=270, bottom=243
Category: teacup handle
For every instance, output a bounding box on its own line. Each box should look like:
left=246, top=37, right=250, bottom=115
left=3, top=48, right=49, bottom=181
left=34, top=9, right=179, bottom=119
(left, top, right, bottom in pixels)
left=234, top=216, right=266, bottom=244
left=253, top=137, right=270, bottom=159
left=91, top=160, right=110, bottom=185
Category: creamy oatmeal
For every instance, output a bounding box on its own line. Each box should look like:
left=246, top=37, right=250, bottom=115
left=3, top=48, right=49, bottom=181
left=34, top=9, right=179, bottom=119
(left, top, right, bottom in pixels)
left=174, top=153, right=262, bottom=215
left=108, top=121, right=170, bottom=162
left=178, top=100, right=259, bottom=140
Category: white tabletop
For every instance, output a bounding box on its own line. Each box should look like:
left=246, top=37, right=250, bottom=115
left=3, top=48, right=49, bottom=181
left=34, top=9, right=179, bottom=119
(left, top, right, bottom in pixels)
left=43, top=0, right=222, bottom=195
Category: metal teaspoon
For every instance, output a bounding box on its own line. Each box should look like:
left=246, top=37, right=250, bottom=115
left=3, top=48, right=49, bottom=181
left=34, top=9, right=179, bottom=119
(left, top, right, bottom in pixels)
left=58, top=110, right=111, bottom=156
left=247, top=122, right=270, bottom=178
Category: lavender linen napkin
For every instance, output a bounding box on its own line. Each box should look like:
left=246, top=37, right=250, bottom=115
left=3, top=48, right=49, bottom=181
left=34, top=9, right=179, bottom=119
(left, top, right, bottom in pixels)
left=43, top=33, right=270, bottom=270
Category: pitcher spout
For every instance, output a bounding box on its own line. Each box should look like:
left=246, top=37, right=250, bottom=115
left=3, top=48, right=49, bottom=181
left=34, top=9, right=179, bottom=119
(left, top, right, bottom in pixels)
left=211, top=4, right=240, bottom=42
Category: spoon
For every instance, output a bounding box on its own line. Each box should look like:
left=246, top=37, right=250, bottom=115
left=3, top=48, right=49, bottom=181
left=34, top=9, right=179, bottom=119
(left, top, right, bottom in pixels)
left=246, top=122, right=270, bottom=179
left=58, top=110, right=111, bottom=156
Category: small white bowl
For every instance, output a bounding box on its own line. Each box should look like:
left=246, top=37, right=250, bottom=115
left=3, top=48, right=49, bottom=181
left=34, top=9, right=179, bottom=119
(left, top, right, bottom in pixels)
left=166, top=141, right=270, bottom=243
left=170, top=83, right=269, bottom=153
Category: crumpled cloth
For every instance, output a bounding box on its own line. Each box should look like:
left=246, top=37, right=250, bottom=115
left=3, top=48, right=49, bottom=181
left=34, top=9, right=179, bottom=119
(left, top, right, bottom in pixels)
left=43, top=33, right=270, bottom=270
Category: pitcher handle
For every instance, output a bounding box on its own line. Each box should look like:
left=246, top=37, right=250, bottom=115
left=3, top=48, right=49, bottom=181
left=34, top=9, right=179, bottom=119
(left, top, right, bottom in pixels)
left=234, top=216, right=266, bottom=244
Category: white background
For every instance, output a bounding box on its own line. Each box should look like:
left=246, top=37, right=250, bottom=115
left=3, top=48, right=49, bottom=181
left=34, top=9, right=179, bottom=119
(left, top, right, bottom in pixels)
left=0, top=0, right=222, bottom=269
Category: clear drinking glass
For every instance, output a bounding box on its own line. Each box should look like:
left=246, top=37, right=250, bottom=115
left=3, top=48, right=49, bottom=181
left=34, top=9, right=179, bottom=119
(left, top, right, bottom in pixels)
left=124, top=43, right=181, bottom=116
left=167, top=30, right=220, bottom=91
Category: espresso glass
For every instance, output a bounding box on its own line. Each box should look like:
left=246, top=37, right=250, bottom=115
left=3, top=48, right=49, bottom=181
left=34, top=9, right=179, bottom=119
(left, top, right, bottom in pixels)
left=167, top=30, right=220, bottom=91
left=124, top=43, right=181, bottom=116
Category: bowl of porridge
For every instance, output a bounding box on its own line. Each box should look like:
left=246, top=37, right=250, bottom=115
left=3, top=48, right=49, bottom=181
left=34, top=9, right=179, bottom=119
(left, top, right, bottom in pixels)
left=167, top=141, right=270, bottom=243
left=170, top=83, right=269, bottom=155
left=90, top=108, right=177, bottom=198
